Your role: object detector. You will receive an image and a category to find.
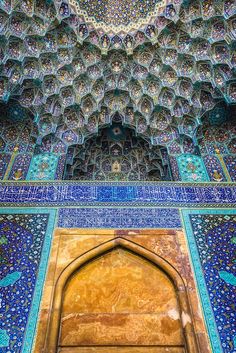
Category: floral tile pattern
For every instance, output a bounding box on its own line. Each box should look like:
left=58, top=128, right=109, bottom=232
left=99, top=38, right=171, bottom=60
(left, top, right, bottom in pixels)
left=177, top=154, right=209, bottom=182
left=26, top=153, right=59, bottom=181
left=182, top=209, right=236, bottom=353
left=0, top=209, right=56, bottom=353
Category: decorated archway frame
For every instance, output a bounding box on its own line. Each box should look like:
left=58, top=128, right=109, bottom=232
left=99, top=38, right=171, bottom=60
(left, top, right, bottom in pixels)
left=46, top=236, right=199, bottom=353
left=1, top=204, right=236, bottom=353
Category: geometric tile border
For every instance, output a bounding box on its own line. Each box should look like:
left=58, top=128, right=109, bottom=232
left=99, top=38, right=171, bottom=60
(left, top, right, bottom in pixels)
left=0, top=182, right=236, bottom=207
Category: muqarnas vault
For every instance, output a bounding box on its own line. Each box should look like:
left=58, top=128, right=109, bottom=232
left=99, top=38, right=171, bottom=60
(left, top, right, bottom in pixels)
left=0, top=0, right=235, bottom=181
left=0, top=1, right=236, bottom=353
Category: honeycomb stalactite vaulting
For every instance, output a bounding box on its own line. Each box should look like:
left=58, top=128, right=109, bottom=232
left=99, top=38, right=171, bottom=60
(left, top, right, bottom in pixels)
left=66, top=121, right=168, bottom=181
left=0, top=0, right=235, bottom=181
left=0, top=3, right=236, bottom=353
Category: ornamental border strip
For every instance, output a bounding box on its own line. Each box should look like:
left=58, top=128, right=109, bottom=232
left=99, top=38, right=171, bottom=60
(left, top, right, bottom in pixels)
left=1, top=202, right=236, bottom=208
left=0, top=182, right=235, bottom=207
left=1, top=180, right=236, bottom=187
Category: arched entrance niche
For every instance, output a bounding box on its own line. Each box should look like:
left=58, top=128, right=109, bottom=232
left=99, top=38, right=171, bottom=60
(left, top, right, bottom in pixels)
left=46, top=238, right=199, bottom=353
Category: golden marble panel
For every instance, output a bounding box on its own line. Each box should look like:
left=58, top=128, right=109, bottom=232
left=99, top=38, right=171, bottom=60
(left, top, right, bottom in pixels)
left=33, top=229, right=211, bottom=353
left=59, top=348, right=185, bottom=353
left=62, top=249, right=178, bottom=313
left=60, top=249, right=182, bottom=347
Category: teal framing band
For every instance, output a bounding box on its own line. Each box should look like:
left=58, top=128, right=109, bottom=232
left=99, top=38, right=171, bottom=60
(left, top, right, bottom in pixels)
left=0, top=208, right=57, bottom=353
left=181, top=209, right=236, bottom=353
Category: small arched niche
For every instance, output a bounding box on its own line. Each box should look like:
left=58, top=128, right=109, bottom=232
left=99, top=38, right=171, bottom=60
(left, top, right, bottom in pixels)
left=47, top=238, right=199, bottom=353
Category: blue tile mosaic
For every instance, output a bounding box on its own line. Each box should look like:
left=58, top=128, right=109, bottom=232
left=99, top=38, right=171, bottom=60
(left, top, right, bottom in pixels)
left=0, top=182, right=235, bottom=207
left=8, top=153, right=32, bottom=181
left=203, top=155, right=227, bottom=182
left=182, top=209, right=236, bottom=353
left=58, top=208, right=181, bottom=228
left=177, top=154, right=209, bottom=182
left=0, top=154, right=11, bottom=179
left=224, top=156, right=236, bottom=182
left=0, top=209, right=56, bottom=353
left=26, top=153, right=59, bottom=181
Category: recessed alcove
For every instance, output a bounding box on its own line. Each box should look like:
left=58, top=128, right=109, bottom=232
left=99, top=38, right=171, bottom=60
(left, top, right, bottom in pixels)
left=65, top=121, right=170, bottom=181
left=60, top=248, right=183, bottom=351
left=44, top=233, right=201, bottom=353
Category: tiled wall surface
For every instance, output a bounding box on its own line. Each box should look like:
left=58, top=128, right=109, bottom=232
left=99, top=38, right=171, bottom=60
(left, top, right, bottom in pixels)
left=0, top=209, right=56, bottom=353
left=58, top=207, right=181, bottom=228
left=182, top=210, right=236, bottom=353
left=0, top=182, right=236, bottom=207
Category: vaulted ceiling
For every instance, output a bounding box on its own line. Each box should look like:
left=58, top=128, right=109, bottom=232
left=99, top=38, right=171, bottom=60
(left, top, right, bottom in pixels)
left=0, top=0, right=235, bottom=151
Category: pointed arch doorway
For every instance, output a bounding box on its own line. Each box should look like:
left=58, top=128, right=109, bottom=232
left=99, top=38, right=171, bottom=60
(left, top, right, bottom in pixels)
left=46, top=237, right=199, bottom=353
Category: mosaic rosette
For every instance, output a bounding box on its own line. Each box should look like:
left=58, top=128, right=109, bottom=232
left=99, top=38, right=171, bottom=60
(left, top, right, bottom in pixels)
left=68, top=0, right=167, bottom=33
